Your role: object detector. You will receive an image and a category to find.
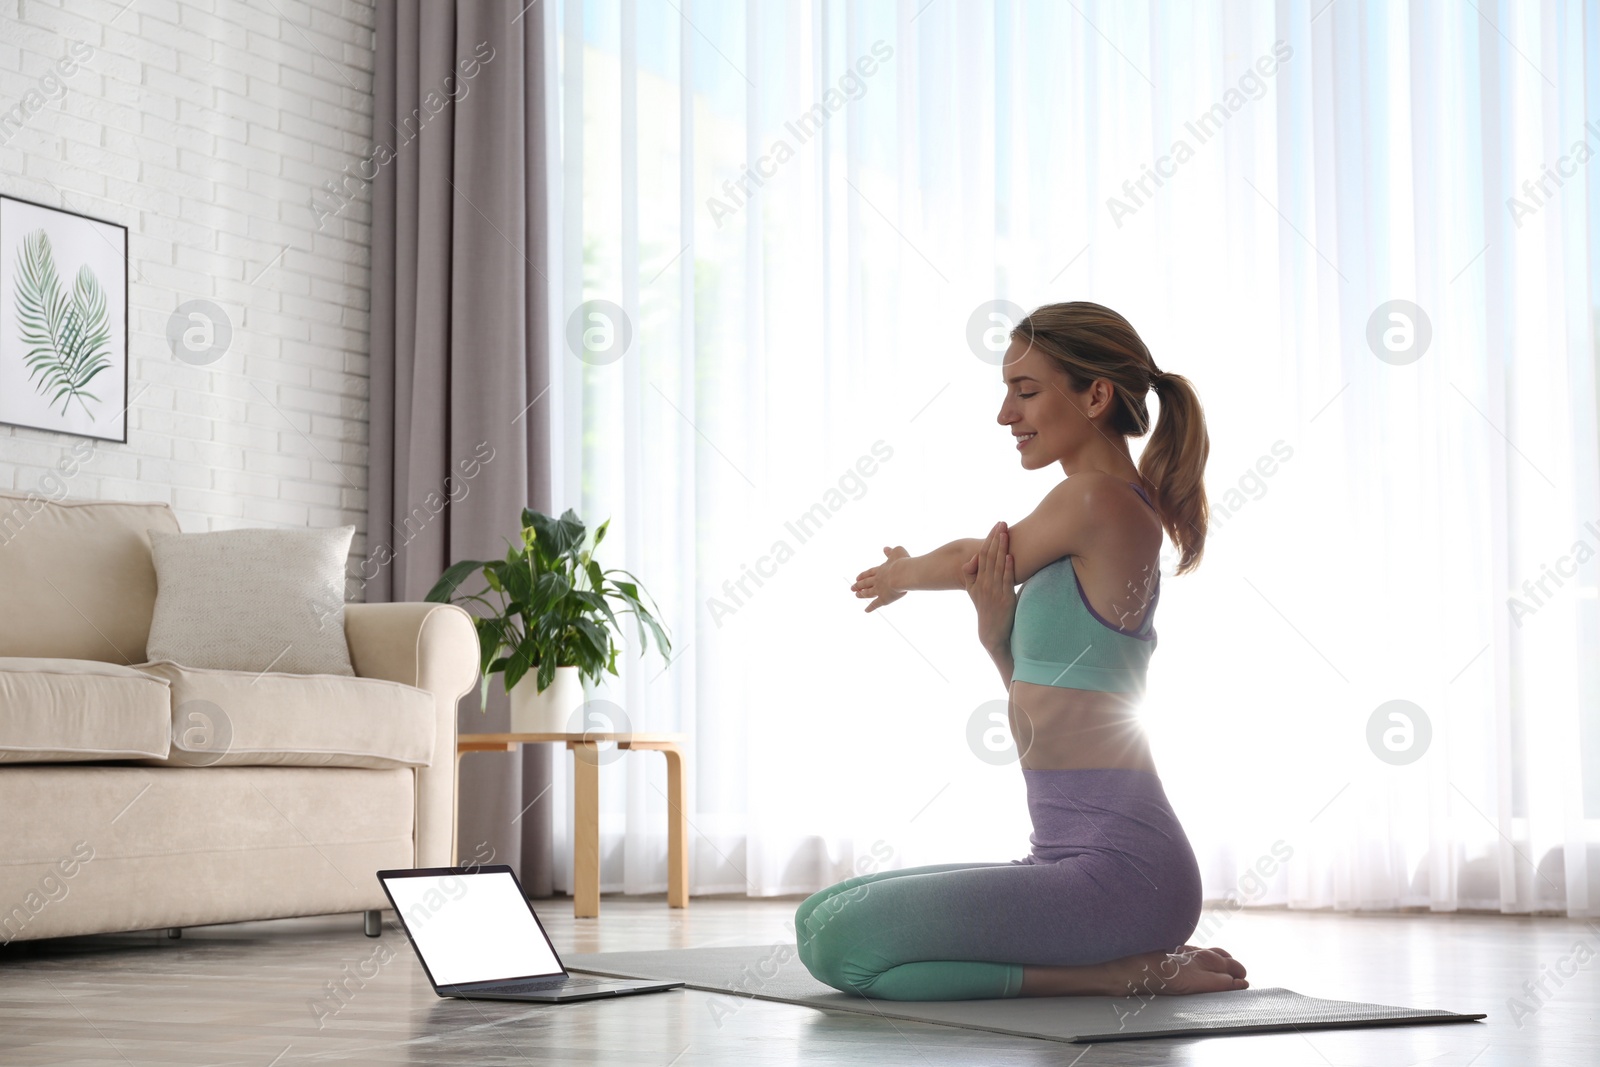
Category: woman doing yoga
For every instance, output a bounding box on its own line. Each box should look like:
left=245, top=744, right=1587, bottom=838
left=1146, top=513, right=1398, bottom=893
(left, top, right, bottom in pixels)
left=794, top=300, right=1247, bottom=1002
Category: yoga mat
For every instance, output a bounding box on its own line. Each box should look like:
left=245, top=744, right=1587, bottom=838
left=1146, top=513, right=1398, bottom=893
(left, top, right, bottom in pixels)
left=564, top=945, right=1486, bottom=1044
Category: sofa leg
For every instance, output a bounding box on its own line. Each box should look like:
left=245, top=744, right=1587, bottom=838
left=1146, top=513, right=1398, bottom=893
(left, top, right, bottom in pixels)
left=363, top=910, right=382, bottom=937
left=165, top=928, right=182, bottom=939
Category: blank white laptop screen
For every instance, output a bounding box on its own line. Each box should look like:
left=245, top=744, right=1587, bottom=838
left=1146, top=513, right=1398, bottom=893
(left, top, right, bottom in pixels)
left=384, top=871, right=561, bottom=986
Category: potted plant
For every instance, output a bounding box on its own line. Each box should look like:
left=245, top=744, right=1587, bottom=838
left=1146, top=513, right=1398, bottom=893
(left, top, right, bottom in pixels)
left=425, top=507, right=672, bottom=734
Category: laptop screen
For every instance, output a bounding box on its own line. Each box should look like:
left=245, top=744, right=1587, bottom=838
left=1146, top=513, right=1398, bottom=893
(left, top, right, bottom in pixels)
left=382, top=869, right=563, bottom=986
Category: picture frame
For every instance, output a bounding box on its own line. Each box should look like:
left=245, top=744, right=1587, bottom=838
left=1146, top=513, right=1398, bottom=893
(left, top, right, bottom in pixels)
left=0, top=193, right=129, bottom=443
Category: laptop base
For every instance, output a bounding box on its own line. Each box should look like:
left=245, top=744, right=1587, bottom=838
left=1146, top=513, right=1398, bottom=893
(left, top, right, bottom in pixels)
left=446, top=977, right=683, bottom=1003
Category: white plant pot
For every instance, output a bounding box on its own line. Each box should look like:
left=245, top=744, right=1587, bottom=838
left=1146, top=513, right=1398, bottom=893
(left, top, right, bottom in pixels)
left=507, top=665, right=585, bottom=735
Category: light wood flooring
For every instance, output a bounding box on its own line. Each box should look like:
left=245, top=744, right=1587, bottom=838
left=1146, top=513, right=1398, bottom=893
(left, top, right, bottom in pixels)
left=2, top=896, right=1596, bottom=1065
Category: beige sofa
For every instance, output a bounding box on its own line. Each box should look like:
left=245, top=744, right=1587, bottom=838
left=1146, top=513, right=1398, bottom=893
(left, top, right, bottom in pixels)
left=0, top=491, right=478, bottom=944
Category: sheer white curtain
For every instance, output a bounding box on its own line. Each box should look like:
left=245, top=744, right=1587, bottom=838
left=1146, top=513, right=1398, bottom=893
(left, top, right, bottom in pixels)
left=537, top=0, right=1600, bottom=919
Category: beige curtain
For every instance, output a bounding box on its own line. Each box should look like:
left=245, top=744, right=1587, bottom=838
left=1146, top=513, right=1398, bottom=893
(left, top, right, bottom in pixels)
left=369, top=0, right=554, bottom=895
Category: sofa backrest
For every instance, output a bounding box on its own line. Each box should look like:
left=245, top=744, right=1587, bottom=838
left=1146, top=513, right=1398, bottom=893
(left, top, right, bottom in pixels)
left=0, top=491, right=181, bottom=664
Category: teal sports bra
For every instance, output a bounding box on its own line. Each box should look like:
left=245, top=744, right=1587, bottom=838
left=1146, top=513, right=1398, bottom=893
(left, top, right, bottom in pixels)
left=1009, top=481, right=1161, bottom=693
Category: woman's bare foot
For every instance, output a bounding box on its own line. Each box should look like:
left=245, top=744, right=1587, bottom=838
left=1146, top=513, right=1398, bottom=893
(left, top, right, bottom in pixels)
left=1117, top=944, right=1248, bottom=995
left=1018, top=945, right=1248, bottom=997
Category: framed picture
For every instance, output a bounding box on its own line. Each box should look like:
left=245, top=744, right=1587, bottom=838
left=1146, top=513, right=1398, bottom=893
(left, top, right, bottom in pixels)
left=0, top=193, right=129, bottom=442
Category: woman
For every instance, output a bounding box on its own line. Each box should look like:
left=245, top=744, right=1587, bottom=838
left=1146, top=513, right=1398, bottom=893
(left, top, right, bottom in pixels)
left=794, top=301, right=1247, bottom=1002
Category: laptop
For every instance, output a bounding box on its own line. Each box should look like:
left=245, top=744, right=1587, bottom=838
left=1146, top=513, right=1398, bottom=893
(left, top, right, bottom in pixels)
left=376, top=865, right=684, bottom=1002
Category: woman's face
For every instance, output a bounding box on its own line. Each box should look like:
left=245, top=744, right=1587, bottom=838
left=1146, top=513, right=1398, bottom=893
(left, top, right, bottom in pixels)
left=995, top=339, right=1107, bottom=470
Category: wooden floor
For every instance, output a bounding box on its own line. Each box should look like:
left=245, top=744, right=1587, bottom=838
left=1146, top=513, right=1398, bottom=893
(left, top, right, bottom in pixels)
left=1, top=897, right=1595, bottom=1066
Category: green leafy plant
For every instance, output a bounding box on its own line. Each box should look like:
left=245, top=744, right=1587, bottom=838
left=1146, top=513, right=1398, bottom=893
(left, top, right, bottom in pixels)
left=15, top=228, right=113, bottom=418
left=425, top=507, right=672, bottom=709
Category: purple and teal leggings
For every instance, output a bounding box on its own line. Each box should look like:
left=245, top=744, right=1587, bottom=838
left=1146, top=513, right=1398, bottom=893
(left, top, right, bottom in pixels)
left=794, top=768, right=1203, bottom=1001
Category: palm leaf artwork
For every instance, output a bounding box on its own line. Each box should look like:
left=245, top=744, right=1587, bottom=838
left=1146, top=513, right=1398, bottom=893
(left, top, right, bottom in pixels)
left=14, top=228, right=114, bottom=418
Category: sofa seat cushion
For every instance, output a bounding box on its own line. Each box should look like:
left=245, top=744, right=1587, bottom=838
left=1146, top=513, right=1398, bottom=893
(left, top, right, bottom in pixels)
left=0, top=658, right=172, bottom=763
left=135, top=661, right=435, bottom=769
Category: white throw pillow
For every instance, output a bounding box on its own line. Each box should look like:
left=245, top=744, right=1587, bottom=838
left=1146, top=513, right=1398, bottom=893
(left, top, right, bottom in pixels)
left=145, top=526, right=356, bottom=676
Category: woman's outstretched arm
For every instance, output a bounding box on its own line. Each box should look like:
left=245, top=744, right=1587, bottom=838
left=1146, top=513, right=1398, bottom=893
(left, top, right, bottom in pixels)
left=852, top=477, right=1103, bottom=612
left=851, top=537, right=983, bottom=611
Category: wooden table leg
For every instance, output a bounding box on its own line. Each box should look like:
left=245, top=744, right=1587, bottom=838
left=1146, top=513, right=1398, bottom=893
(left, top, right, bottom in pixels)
left=661, top=744, right=689, bottom=908
left=571, top=742, right=600, bottom=918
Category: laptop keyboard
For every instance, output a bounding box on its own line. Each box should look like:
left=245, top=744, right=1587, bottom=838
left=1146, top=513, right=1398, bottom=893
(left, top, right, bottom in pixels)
left=494, top=977, right=609, bottom=993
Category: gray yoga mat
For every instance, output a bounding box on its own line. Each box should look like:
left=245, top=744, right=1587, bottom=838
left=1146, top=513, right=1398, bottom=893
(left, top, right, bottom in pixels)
left=564, top=944, right=1486, bottom=1043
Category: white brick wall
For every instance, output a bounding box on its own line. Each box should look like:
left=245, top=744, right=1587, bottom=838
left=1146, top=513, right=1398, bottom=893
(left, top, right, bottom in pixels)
left=0, top=0, right=375, bottom=561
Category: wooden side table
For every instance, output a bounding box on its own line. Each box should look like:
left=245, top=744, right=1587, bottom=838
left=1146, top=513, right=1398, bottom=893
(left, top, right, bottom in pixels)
left=455, top=731, right=689, bottom=918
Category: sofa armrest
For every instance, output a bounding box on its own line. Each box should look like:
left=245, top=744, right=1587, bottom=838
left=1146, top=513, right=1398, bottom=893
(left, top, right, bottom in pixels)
left=344, top=602, right=478, bottom=868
